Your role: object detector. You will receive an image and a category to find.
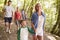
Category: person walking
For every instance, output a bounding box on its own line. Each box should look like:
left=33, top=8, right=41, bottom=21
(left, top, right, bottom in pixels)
left=3, top=1, right=14, bottom=34
left=21, top=9, right=26, bottom=20
left=15, top=7, right=22, bottom=30
left=31, top=3, right=46, bottom=40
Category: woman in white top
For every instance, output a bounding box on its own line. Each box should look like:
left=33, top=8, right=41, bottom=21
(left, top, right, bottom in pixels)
left=31, top=3, right=45, bottom=40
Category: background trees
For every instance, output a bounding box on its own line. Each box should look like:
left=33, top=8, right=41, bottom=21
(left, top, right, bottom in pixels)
left=0, top=0, right=60, bottom=37
left=51, top=0, right=60, bottom=36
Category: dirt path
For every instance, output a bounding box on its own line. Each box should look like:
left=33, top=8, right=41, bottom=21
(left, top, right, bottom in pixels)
left=0, top=20, right=59, bottom=40
left=0, top=20, right=32, bottom=40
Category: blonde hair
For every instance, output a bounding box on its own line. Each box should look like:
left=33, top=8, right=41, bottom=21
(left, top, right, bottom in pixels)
left=35, top=3, right=42, bottom=12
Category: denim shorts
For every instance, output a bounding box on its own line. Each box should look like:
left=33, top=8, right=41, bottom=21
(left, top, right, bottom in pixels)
left=4, top=17, right=12, bottom=23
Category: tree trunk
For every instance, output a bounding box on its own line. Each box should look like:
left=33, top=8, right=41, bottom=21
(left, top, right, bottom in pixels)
left=23, top=0, right=25, bottom=10
left=4, top=0, right=7, bottom=5
left=30, top=0, right=33, bottom=17
left=51, top=0, right=60, bottom=36
left=30, top=0, right=38, bottom=17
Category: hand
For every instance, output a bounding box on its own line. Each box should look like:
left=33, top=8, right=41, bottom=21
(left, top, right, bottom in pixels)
left=34, top=29, right=36, bottom=33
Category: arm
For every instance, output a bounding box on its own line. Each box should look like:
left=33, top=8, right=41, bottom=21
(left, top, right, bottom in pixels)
left=12, top=7, right=15, bottom=21
left=17, top=28, right=20, bottom=40
left=31, top=14, right=36, bottom=32
left=27, top=27, right=35, bottom=34
left=31, top=22, right=36, bottom=32
left=12, top=11, right=15, bottom=22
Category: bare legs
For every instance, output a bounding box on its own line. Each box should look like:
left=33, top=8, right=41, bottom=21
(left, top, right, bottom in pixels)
left=5, top=22, right=11, bottom=33
left=33, top=35, right=37, bottom=40
left=33, top=35, right=43, bottom=40
left=37, top=35, right=43, bottom=40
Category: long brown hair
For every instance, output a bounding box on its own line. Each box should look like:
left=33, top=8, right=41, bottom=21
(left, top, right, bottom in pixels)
left=35, top=3, right=41, bottom=12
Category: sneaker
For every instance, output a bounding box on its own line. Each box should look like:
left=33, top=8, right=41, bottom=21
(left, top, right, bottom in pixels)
left=9, top=30, right=11, bottom=34
left=6, top=27, right=9, bottom=33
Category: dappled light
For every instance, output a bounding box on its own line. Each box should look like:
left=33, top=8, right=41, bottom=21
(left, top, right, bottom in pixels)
left=0, top=0, right=60, bottom=40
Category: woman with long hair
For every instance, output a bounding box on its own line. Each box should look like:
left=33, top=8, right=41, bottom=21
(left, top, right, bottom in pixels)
left=31, top=3, right=46, bottom=40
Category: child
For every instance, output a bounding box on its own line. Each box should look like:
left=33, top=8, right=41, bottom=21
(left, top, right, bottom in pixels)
left=15, top=7, right=22, bottom=30
left=17, top=20, right=35, bottom=40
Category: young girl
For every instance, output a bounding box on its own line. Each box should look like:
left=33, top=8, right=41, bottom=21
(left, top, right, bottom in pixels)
left=15, top=7, right=22, bottom=30
left=17, top=20, right=35, bottom=40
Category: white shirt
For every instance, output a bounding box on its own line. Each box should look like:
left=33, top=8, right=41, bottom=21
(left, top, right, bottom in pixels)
left=36, top=15, right=44, bottom=36
left=20, top=27, right=28, bottom=40
left=4, top=5, right=14, bottom=17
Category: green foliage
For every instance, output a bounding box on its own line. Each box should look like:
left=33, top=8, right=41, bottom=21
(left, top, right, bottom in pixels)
left=0, top=0, right=59, bottom=35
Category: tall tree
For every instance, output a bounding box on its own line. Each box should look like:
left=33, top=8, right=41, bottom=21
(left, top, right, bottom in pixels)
left=30, top=0, right=33, bottom=17
left=51, top=0, right=60, bottom=36
left=4, top=0, right=7, bottom=5
left=23, top=0, right=25, bottom=10
left=29, top=0, right=38, bottom=17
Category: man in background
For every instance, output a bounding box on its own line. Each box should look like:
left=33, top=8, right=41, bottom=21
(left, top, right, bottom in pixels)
left=3, top=0, right=14, bottom=34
